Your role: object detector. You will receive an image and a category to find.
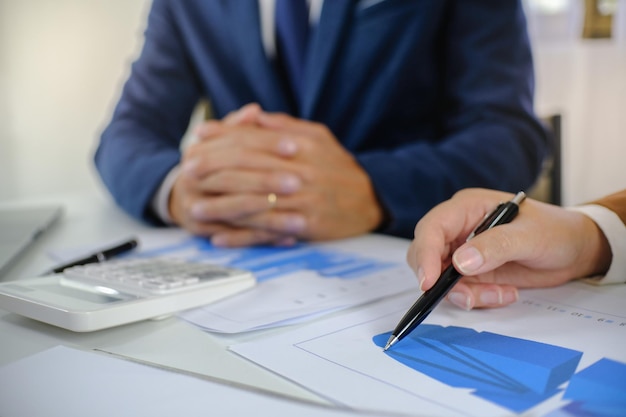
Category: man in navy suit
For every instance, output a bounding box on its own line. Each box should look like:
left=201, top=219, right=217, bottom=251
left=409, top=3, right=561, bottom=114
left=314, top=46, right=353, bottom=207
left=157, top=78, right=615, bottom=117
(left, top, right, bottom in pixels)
left=95, top=0, right=548, bottom=247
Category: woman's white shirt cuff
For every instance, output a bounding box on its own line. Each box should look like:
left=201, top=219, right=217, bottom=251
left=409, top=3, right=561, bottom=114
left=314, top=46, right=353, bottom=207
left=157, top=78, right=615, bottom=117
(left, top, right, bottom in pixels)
left=569, top=204, right=626, bottom=285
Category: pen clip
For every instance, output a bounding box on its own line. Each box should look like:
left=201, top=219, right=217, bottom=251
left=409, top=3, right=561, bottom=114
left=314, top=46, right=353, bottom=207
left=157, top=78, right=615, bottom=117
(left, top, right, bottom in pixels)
left=466, top=202, right=505, bottom=241
left=465, top=192, right=526, bottom=241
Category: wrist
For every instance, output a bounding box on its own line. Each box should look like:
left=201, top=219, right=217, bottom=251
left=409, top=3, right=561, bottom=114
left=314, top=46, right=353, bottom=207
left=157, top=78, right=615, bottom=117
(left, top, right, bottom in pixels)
left=576, top=214, right=612, bottom=278
left=152, top=165, right=181, bottom=225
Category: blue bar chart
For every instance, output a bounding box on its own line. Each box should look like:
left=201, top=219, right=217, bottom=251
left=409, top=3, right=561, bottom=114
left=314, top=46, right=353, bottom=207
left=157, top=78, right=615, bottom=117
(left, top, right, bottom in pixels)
left=374, top=325, right=582, bottom=413
left=140, top=236, right=397, bottom=281
left=139, top=234, right=418, bottom=333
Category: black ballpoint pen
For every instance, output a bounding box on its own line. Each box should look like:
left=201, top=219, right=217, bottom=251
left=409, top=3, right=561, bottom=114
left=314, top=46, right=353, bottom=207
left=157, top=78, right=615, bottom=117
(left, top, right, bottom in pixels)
left=42, top=238, right=139, bottom=275
left=384, top=191, right=526, bottom=351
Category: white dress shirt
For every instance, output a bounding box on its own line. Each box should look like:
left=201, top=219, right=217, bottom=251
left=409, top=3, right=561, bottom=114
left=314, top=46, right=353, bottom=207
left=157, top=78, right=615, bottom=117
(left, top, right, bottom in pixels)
left=151, top=0, right=324, bottom=224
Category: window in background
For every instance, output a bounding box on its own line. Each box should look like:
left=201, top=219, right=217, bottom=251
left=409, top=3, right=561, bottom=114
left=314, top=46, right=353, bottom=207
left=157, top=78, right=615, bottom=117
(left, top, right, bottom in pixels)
left=524, top=0, right=583, bottom=42
left=582, top=0, right=617, bottom=38
left=524, top=0, right=624, bottom=42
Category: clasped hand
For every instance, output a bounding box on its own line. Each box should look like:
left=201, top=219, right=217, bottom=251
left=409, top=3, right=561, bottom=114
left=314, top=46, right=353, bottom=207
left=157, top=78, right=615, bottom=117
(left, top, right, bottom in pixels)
left=169, top=104, right=383, bottom=247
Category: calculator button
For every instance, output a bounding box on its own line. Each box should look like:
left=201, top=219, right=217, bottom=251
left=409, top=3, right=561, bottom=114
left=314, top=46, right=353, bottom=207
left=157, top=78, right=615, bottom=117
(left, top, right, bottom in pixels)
left=62, top=258, right=245, bottom=295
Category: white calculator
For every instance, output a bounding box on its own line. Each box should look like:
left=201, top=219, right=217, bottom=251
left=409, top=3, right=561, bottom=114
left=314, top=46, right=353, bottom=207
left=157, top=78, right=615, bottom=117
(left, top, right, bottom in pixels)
left=0, top=258, right=255, bottom=332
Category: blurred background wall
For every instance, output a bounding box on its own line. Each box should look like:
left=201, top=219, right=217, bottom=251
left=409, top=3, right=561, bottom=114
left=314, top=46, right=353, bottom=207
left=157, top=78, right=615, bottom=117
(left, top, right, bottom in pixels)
left=0, top=0, right=624, bottom=206
left=0, top=0, right=150, bottom=200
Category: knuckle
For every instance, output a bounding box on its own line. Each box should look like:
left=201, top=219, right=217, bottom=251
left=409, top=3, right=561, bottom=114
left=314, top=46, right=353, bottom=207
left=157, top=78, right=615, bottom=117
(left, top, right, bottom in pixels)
left=298, top=166, right=317, bottom=183
left=210, top=171, right=235, bottom=190
left=316, top=124, right=332, bottom=139
left=183, top=143, right=202, bottom=159
left=198, top=155, right=220, bottom=174
left=492, top=232, right=515, bottom=257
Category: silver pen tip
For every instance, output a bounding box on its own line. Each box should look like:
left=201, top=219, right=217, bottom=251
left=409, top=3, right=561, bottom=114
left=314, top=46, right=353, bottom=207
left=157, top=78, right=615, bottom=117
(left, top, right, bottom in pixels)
left=384, top=335, right=398, bottom=351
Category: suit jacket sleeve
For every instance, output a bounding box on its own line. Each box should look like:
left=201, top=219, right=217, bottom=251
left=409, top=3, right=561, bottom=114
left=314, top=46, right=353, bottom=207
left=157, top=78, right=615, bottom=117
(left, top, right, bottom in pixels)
left=355, top=0, right=548, bottom=237
left=94, top=0, right=549, bottom=236
left=94, top=0, right=201, bottom=223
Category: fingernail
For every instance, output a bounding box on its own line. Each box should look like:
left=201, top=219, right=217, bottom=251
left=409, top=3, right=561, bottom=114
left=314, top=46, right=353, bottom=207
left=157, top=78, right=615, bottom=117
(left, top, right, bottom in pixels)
left=278, top=138, right=298, bottom=156
left=480, top=290, right=501, bottom=305
left=211, top=235, right=227, bottom=247
left=448, top=292, right=471, bottom=311
left=285, top=215, right=306, bottom=233
left=415, top=267, right=425, bottom=291
left=503, top=289, right=518, bottom=304
left=280, top=175, right=301, bottom=193
left=453, top=246, right=484, bottom=274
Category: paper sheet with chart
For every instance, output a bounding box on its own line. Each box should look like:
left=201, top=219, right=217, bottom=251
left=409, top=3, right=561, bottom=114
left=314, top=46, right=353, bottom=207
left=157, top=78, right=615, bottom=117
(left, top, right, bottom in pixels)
left=231, top=281, right=626, bottom=417
left=82, top=229, right=418, bottom=333
left=0, top=345, right=415, bottom=417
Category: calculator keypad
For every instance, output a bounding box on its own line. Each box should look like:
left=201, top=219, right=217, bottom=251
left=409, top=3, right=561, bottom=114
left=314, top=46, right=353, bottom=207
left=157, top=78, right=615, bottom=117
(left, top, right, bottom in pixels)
left=63, top=258, right=239, bottom=294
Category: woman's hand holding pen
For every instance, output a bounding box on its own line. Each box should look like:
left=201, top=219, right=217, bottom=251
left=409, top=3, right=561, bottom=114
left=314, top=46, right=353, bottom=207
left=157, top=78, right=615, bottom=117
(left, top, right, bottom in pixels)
left=406, top=188, right=612, bottom=311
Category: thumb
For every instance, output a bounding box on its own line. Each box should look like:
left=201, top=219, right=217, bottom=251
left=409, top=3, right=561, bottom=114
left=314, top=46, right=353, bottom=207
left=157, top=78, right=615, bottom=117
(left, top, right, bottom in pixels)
left=452, top=225, right=528, bottom=276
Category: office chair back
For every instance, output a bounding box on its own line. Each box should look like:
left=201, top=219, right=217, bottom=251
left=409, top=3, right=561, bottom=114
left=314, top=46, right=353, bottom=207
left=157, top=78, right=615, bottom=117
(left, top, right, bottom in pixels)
left=528, top=114, right=562, bottom=206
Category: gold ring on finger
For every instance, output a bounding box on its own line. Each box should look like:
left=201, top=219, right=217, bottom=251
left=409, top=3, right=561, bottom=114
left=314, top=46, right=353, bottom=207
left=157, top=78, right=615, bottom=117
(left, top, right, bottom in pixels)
left=267, top=193, right=278, bottom=209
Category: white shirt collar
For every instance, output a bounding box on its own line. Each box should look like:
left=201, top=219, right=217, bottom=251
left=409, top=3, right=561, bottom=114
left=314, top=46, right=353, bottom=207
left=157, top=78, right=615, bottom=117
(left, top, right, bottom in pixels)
left=259, top=0, right=324, bottom=58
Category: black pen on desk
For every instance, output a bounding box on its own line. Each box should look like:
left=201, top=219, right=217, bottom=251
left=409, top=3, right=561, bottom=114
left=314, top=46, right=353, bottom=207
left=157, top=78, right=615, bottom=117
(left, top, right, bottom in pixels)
left=384, top=191, right=526, bottom=351
left=42, top=238, right=139, bottom=275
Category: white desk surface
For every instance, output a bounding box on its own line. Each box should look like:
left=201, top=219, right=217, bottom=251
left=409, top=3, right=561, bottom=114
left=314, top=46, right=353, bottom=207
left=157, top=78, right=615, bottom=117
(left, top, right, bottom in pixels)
left=0, top=191, right=327, bottom=404
left=4, top=191, right=625, bottom=417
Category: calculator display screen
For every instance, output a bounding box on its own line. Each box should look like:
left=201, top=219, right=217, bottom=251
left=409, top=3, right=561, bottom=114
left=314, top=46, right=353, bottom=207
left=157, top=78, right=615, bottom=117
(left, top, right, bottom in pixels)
left=2, top=278, right=139, bottom=310
left=39, top=282, right=132, bottom=305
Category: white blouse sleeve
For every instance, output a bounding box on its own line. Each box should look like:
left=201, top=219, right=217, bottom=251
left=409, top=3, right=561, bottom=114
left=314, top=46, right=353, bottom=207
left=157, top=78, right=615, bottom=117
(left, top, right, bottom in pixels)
left=569, top=204, right=626, bottom=285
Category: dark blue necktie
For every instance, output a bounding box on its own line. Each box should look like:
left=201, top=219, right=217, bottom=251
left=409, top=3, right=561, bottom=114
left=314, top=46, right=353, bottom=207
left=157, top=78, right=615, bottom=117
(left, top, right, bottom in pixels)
left=275, top=0, right=310, bottom=107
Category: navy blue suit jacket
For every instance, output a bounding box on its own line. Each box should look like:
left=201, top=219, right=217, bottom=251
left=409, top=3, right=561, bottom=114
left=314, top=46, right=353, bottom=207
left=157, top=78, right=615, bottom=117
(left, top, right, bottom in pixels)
left=95, top=0, right=548, bottom=239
